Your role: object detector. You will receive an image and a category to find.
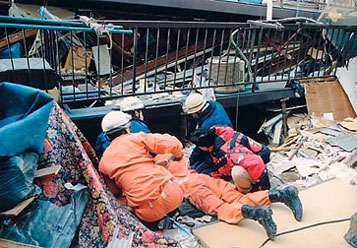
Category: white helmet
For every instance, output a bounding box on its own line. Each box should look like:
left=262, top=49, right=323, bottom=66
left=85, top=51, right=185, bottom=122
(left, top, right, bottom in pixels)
left=184, top=92, right=207, bottom=114
left=101, top=111, right=131, bottom=134
left=120, top=96, right=144, bottom=112
left=231, top=166, right=252, bottom=194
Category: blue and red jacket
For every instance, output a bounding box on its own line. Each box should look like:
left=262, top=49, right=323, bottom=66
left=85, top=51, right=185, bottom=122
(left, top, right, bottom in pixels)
left=190, top=101, right=233, bottom=174
left=191, top=126, right=270, bottom=181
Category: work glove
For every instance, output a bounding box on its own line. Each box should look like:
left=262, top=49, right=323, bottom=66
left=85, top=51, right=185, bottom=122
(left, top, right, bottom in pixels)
left=155, top=158, right=170, bottom=169
left=170, top=154, right=183, bottom=161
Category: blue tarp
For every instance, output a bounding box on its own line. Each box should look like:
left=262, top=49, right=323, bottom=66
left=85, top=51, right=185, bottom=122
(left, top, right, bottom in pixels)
left=0, top=152, right=41, bottom=212
left=0, top=82, right=54, bottom=156
left=0, top=189, right=89, bottom=248
left=0, top=43, right=22, bottom=59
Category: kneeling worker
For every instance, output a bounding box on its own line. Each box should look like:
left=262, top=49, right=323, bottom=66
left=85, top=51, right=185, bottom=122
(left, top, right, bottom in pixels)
left=99, top=111, right=184, bottom=223
left=190, top=126, right=271, bottom=193
left=95, top=96, right=150, bottom=158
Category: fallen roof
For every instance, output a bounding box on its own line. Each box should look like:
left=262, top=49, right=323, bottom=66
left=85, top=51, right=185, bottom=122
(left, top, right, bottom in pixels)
left=14, top=0, right=320, bottom=21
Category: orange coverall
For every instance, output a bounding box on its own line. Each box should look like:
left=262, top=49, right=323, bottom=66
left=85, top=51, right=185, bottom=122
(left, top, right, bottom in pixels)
left=99, top=133, right=184, bottom=222
left=157, top=155, right=271, bottom=224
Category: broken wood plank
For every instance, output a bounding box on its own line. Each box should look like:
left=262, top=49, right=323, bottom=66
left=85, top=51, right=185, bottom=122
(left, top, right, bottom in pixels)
left=0, top=29, right=38, bottom=51
left=0, top=238, right=40, bottom=248
left=288, top=136, right=307, bottom=160
left=270, top=146, right=291, bottom=152
left=343, top=149, right=357, bottom=167
left=111, top=33, right=227, bottom=87
left=278, top=134, right=300, bottom=149
left=64, top=47, right=92, bottom=71
left=272, top=120, right=283, bottom=146
left=112, top=47, right=214, bottom=93
left=0, top=196, right=36, bottom=218
left=34, top=165, right=61, bottom=179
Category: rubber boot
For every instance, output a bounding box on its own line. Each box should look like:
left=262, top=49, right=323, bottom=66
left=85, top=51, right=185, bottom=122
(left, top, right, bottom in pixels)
left=241, top=205, right=277, bottom=240
left=269, top=186, right=303, bottom=221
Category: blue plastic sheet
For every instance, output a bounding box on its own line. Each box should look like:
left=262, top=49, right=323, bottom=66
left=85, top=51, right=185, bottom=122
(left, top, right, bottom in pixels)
left=0, top=42, right=22, bottom=59
left=0, top=83, right=54, bottom=156
left=0, top=189, right=89, bottom=248
left=0, top=152, right=41, bottom=212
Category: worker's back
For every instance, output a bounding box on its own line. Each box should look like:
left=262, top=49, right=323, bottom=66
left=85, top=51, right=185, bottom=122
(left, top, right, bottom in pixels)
left=99, top=132, right=181, bottom=207
left=197, top=101, right=233, bottom=129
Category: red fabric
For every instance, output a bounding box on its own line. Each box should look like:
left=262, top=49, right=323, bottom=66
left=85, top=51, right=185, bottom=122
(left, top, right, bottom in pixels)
left=236, top=154, right=265, bottom=180
left=246, top=136, right=263, bottom=153
left=213, top=126, right=236, bottom=142
left=211, top=126, right=265, bottom=181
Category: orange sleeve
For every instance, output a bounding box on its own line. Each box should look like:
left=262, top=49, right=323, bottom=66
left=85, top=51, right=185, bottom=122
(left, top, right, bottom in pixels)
left=141, top=133, right=183, bottom=158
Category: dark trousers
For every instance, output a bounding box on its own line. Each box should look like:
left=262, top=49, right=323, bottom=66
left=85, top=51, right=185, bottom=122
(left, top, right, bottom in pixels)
left=251, top=170, right=271, bottom=192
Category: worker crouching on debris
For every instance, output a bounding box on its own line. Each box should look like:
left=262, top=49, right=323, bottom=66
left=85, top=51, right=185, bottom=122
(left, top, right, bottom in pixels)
left=158, top=154, right=303, bottom=239
left=184, top=92, right=233, bottom=174
left=190, top=126, right=271, bottom=194
left=99, top=111, right=184, bottom=223
left=95, top=96, right=150, bottom=158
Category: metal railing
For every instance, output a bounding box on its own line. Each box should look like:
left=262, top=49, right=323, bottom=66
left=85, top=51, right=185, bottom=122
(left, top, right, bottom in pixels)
left=0, top=17, right=356, bottom=105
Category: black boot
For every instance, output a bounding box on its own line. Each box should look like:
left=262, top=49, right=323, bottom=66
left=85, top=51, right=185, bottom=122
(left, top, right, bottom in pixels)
left=269, top=186, right=303, bottom=222
left=241, top=205, right=277, bottom=240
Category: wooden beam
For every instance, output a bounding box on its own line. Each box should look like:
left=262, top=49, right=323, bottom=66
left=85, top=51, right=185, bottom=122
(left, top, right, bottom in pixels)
left=343, top=149, right=357, bottom=167
left=0, top=29, right=38, bottom=51
left=112, top=33, right=228, bottom=86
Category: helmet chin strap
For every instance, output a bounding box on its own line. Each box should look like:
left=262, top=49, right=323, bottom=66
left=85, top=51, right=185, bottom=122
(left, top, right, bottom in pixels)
left=134, top=110, right=144, bottom=120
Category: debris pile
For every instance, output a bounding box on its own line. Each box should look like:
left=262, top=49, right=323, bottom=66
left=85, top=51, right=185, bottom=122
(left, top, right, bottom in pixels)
left=266, top=114, right=357, bottom=188
left=2, top=3, right=354, bottom=107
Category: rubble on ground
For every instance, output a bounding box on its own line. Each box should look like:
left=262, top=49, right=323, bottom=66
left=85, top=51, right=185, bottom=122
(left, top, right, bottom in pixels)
left=266, top=114, right=357, bottom=189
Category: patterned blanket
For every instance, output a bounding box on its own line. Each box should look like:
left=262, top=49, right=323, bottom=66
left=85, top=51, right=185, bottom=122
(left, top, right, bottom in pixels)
left=39, top=103, right=180, bottom=247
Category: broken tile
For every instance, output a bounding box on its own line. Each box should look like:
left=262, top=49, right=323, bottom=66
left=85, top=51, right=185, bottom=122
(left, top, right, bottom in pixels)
left=294, top=157, right=327, bottom=177
left=272, top=160, right=296, bottom=174
left=319, top=127, right=342, bottom=137
left=326, top=134, right=357, bottom=152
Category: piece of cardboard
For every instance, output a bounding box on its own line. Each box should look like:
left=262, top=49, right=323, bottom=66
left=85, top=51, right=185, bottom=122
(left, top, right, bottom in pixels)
left=336, top=58, right=357, bottom=114
left=193, top=178, right=357, bottom=248
left=92, top=45, right=111, bottom=76
left=304, top=79, right=356, bottom=121
left=64, top=47, right=92, bottom=71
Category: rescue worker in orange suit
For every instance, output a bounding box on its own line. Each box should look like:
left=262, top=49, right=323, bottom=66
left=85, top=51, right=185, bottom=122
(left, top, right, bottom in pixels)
left=189, top=126, right=271, bottom=194
left=95, top=96, right=150, bottom=159
left=155, top=154, right=303, bottom=240
left=99, top=111, right=185, bottom=223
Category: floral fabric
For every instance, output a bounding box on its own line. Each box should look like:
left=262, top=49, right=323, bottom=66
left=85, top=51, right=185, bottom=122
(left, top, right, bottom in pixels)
left=38, top=104, right=180, bottom=248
